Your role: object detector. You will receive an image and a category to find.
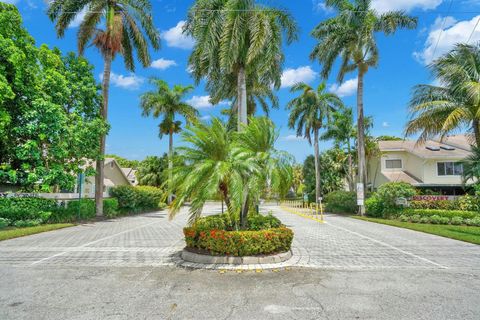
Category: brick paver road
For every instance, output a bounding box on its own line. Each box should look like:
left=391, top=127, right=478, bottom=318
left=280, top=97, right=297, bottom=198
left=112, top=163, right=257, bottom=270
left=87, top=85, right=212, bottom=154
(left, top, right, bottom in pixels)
left=0, top=203, right=479, bottom=270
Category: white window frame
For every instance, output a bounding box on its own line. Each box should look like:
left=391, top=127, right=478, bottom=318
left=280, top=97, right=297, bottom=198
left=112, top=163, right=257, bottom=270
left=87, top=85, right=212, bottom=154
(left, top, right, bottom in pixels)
left=384, top=158, right=403, bottom=170
left=436, top=161, right=463, bottom=176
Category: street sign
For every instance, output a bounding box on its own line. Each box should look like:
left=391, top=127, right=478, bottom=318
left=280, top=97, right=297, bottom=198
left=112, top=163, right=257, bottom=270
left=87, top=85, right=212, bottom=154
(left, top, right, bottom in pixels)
left=356, top=183, right=364, bottom=206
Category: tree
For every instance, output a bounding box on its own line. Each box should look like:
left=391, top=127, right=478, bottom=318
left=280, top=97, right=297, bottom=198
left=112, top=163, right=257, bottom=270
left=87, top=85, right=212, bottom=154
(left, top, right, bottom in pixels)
left=462, top=145, right=480, bottom=186
left=139, top=78, right=198, bottom=204
left=406, top=43, right=480, bottom=146
left=310, top=0, right=417, bottom=214
left=287, top=82, right=343, bottom=204
left=48, top=0, right=160, bottom=216
left=136, top=155, right=168, bottom=187
left=185, top=0, right=298, bottom=131
left=105, top=154, right=140, bottom=169
left=0, top=4, right=106, bottom=191
left=292, top=164, right=304, bottom=197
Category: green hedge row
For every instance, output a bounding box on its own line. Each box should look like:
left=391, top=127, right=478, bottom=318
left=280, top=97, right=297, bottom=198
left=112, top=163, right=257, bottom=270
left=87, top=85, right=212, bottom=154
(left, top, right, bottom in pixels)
left=110, top=185, right=165, bottom=213
left=324, top=191, right=357, bottom=214
left=409, top=195, right=480, bottom=212
left=397, top=210, right=480, bottom=226
left=183, top=226, right=294, bottom=256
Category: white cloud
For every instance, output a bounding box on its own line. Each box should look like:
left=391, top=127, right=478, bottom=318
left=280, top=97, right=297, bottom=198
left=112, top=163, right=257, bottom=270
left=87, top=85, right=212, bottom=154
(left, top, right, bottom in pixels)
left=200, top=115, right=211, bottom=121
left=329, top=78, right=358, bottom=97
left=151, top=58, right=177, bottom=70
left=100, top=72, right=144, bottom=90
left=2, top=0, right=20, bottom=3
left=371, top=0, right=442, bottom=13
left=280, top=66, right=317, bottom=88
left=282, top=135, right=306, bottom=142
left=69, top=8, right=87, bottom=28
left=313, top=1, right=334, bottom=13
left=414, top=15, right=480, bottom=65
left=161, top=21, right=195, bottom=50
left=382, top=122, right=390, bottom=128
left=186, top=95, right=229, bottom=109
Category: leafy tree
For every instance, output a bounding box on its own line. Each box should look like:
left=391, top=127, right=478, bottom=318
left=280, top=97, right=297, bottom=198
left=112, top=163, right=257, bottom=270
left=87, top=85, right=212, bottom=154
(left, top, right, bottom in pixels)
left=48, top=0, right=160, bottom=216
left=0, top=4, right=106, bottom=191
left=292, top=164, right=304, bottom=197
left=310, top=0, right=417, bottom=214
left=185, top=0, right=298, bottom=131
left=406, top=43, right=480, bottom=146
left=136, top=155, right=168, bottom=187
left=139, top=78, right=198, bottom=203
left=376, top=135, right=403, bottom=141
left=105, top=154, right=140, bottom=169
left=303, top=149, right=347, bottom=202
left=287, top=82, right=343, bottom=203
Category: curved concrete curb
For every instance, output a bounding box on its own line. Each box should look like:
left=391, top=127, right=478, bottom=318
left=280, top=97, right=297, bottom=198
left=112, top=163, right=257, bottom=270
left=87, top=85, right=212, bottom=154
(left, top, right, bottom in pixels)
left=181, top=249, right=292, bottom=265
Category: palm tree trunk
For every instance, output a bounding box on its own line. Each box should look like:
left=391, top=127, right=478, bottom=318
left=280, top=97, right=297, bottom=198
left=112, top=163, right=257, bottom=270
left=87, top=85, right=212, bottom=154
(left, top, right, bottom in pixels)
left=314, top=129, right=321, bottom=204
left=237, top=66, right=248, bottom=129
left=347, top=138, right=354, bottom=192
left=168, top=127, right=173, bottom=204
left=95, top=50, right=112, bottom=217
left=473, top=119, right=480, bottom=147
left=238, top=66, right=249, bottom=227
left=356, top=70, right=366, bottom=216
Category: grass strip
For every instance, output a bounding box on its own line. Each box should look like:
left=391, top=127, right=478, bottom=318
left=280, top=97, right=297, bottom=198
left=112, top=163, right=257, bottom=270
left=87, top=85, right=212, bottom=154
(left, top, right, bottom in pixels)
left=0, top=224, right=74, bottom=241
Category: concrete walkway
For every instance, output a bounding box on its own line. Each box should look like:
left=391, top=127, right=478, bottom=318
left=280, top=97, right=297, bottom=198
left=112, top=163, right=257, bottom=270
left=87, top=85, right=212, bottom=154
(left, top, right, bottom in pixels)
left=0, top=204, right=479, bottom=319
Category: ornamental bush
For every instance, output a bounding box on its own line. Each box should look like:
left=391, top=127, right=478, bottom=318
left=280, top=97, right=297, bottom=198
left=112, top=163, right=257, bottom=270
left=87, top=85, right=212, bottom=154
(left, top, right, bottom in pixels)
left=375, top=182, right=417, bottom=210
left=0, top=197, right=58, bottom=222
left=0, top=217, right=10, bottom=229
left=110, top=185, right=165, bottom=213
left=324, top=191, right=357, bottom=214
left=403, top=209, right=479, bottom=220
left=183, top=227, right=294, bottom=256
left=409, top=200, right=458, bottom=210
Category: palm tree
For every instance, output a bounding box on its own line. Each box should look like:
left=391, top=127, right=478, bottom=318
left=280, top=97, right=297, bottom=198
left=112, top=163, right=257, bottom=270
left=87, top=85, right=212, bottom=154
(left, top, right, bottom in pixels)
left=406, top=43, right=480, bottom=146
left=310, top=0, right=417, bottom=214
left=462, top=145, right=480, bottom=186
left=137, top=155, right=168, bottom=187
left=321, top=107, right=356, bottom=191
left=48, top=0, right=160, bottom=216
left=169, top=118, right=259, bottom=224
left=140, top=78, right=199, bottom=204
left=287, top=82, right=344, bottom=205
left=185, top=0, right=298, bottom=131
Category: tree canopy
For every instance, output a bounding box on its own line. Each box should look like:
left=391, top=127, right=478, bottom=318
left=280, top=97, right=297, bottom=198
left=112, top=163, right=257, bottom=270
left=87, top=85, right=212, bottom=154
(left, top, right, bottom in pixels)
left=0, top=3, right=107, bottom=191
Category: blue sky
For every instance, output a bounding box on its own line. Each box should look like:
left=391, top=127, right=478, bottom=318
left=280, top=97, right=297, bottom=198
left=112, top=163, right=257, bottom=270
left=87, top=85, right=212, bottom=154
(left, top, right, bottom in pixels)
left=8, top=0, right=480, bottom=162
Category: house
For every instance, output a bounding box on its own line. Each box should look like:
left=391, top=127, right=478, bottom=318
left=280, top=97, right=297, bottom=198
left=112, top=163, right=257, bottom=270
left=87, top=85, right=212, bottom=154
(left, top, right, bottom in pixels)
left=80, top=158, right=132, bottom=196
left=368, top=135, right=474, bottom=195
left=121, top=168, right=138, bottom=186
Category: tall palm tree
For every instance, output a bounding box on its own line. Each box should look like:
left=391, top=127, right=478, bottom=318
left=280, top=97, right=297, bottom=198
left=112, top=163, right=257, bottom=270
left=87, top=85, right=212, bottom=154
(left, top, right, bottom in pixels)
left=406, top=43, right=480, bottom=146
left=462, top=145, right=480, bottom=186
left=287, top=82, right=344, bottom=204
left=140, top=78, right=199, bottom=204
left=310, top=0, right=417, bottom=214
left=321, top=107, right=356, bottom=191
left=48, top=0, right=160, bottom=216
left=185, top=0, right=298, bottom=131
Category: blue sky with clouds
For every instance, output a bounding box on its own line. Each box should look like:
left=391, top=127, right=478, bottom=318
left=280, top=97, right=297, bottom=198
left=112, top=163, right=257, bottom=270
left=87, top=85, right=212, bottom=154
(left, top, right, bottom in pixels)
left=7, top=0, right=480, bottom=162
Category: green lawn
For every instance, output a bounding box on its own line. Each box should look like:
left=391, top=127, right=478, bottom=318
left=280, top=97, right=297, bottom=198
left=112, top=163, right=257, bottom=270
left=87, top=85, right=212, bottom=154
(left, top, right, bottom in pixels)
left=353, top=216, right=480, bottom=245
left=0, top=224, right=74, bottom=241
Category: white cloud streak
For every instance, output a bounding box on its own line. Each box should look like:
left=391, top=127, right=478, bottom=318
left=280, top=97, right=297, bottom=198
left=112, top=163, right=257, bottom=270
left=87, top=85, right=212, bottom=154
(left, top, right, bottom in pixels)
left=161, top=21, right=195, bottom=50
left=100, top=72, right=144, bottom=90
left=151, top=58, right=177, bottom=70
left=281, top=66, right=317, bottom=88
left=329, top=78, right=358, bottom=97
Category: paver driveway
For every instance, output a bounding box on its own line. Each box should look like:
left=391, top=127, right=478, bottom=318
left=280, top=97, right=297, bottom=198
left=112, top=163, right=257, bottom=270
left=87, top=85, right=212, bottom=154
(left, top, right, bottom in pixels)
left=1, top=204, right=480, bottom=319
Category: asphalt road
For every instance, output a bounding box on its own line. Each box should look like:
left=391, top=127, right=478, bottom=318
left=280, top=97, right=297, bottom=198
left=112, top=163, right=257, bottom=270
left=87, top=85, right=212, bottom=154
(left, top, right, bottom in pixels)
left=0, top=204, right=479, bottom=319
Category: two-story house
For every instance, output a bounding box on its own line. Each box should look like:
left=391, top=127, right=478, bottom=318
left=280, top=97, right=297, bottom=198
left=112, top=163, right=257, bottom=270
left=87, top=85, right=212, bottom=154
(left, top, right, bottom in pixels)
left=368, top=135, right=474, bottom=195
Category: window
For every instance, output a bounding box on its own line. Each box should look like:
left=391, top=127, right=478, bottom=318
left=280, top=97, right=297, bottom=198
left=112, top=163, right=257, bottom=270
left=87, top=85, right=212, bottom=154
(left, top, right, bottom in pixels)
left=437, top=162, right=463, bottom=176
left=385, top=159, right=402, bottom=169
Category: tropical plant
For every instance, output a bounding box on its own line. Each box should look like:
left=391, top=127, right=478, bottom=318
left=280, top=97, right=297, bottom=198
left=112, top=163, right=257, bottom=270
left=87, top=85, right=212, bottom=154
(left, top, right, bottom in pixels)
left=139, top=78, right=198, bottom=203
left=462, top=145, right=480, bottom=187
left=47, top=0, right=160, bottom=215
left=287, top=82, right=343, bottom=203
left=185, top=0, right=298, bottom=130
left=0, top=4, right=107, bottom=191
left=292, top=164, right=304, bottom=197
left=105, top=154, right=140, bottom=169
left=310, top=0, right=417, bottom=214
left=406, top=43, right=480, bottom=146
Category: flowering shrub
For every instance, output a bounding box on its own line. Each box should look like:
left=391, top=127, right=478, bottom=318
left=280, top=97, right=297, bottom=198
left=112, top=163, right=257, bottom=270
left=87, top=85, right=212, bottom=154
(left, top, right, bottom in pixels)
left=183, top=226, right=294, bottom=256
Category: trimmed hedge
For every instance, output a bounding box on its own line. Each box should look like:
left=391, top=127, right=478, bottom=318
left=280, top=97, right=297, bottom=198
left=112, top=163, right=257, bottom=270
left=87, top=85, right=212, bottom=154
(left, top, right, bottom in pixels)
left=193, top=213, right=282, bottom=231
left=183, top=227, right=294, bottom=256
left=0, top=197, right=58, bottom=222
left=110, top=185, right=165, bottom=213
left=324, top=191, right=357, bottom=214
left=396, top=209, right=480, bottom=226
left=48, top=199, right=119, bottom=223
left=402, top=209, right=479, bottom=220
left=409, top=195, right=480, bottom=212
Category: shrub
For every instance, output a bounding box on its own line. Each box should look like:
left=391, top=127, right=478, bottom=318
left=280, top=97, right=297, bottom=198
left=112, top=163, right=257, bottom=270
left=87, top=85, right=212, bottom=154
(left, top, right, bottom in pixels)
left=110, top=185, right=165, bottom=213
left=410, top=214, right=421, bottom=223
left=430, top=215, right=443, bottom=224
left=458, top=195, right=480, bottom=212
left=0, top=218, right=10, bottom=229
left=398, top=214, right=409, bottom=222
left=365, top=197, right=384, bottom=218
left=375, top=182, right=417, bottom=210
left=324, top=191, right=357, bottom=214
left=403, top=209, right=479, bottom=220
left=103, top=199, right=119, bottom=218
left=49, top=199, right=118, bottom=222
left=183, top=227, right=294, bottom=256
left=247, top=213, right=282, bottom=231
left=14, top=219, right=42, bottom=228
left=0, top=197, right=58, bottom=222
left=450, top=216, right=464, bottom=225
left=419, top=216, right=431, bottom=224
left=409, top=200, right=458, bottom=210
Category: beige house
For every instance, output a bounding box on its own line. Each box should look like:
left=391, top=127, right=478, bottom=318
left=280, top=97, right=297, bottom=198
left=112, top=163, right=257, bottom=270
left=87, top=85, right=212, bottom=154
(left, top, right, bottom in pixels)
left=368, top=135, right=474, bottom=195
left=81, top=158, right=132, bottom=196
left=121, top=168, right=138, bottom=186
